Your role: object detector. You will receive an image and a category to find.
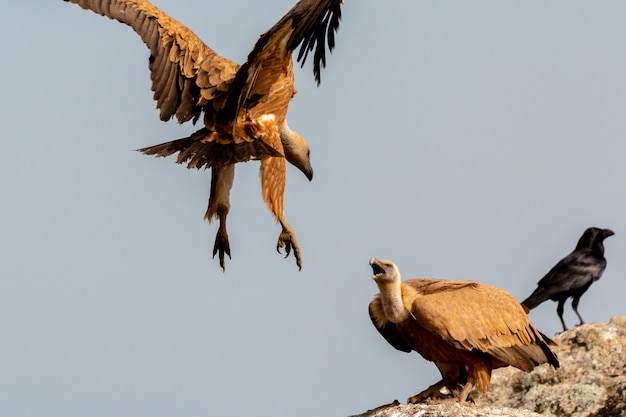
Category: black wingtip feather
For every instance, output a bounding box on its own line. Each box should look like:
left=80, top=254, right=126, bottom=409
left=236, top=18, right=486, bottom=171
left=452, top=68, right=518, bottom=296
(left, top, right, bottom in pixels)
left=290, top=0, right=343, bottom=85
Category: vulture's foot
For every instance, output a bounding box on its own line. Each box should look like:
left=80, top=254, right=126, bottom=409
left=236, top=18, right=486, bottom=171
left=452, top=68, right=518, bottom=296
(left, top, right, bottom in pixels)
left=212, top=228, right=231, bottom=271
left=277, top=222, right=302, bottom=270
left=407, top=380, right=449, bottom=404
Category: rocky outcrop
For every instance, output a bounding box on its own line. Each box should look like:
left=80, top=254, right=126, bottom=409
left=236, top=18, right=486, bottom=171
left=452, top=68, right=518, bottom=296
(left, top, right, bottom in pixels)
left=475, top=315, right=626, bottom=416
left=350, top=401, right=544, bottom=417
left=351, top=316, right=626, bottom=417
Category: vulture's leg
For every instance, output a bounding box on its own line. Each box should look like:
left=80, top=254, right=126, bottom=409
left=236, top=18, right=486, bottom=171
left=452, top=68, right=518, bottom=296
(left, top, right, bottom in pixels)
left=457, top=360, right=490, bottom=405
left=260, top=156, right=302, bottom=269
left=205, top=164, right=235, bottom=271
left=212, top=207, right=230, bottom=270
left=571, top=295, right=585, bottom=326
left=456, top=381, right=475, bottom=404
left=556, top=299, right=568, bottom=332
left=436, top=362, right=467, bottom=399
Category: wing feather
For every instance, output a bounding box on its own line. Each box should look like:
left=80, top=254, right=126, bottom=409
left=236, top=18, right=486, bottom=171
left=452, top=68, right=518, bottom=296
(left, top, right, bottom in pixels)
left=221, top=0, right=343, bottom=120
left=287, top=0, right=343, bottom=84
left=64, top=0, right=239, bottom=123
left=404, top=280, right=544, bottom=353
left=369, top=297, right=413, bottom=353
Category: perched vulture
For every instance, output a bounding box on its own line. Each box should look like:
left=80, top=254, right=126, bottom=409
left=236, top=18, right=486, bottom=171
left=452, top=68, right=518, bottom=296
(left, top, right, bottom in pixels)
left=63, top=0, right=345, bottom=270
left=368, top=258, right=559, bottom=404
left=522, top=227, right=614, bottom=332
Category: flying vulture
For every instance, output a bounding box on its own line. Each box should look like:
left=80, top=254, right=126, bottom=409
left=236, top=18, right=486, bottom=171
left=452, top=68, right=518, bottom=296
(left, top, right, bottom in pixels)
left=368, top=258, right=559, bottom=404
left=63, top=0, right=344, bottom=270
left=522, top=227, right=614, bottom=332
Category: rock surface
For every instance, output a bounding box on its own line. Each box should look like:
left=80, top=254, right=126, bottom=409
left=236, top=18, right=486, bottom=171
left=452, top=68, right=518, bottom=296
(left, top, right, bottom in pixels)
left=350, top=401, right=543, bottom=417
left=351, top=315, right=626, bottom=417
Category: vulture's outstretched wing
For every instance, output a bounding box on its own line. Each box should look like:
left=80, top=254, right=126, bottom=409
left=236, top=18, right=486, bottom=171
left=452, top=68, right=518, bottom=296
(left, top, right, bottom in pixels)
left=223, top=0, right=343, bottom=119
left=64, top=0, right=239, bottom=124
left=280, top=0, right=343, bottom=84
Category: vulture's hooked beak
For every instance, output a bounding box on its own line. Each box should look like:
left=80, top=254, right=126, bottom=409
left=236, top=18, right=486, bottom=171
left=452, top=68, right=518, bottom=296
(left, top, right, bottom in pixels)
left=604, top=229, right=615, bottom=238
left=304, top=166, right=313, bottom=182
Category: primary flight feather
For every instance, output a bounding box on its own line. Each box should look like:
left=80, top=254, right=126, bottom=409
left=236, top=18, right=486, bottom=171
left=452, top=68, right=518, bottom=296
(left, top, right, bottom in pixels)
left=63, top=0, right=344, bottom=270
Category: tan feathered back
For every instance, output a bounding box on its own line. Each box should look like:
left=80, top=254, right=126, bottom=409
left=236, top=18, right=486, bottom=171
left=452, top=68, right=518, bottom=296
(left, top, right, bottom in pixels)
left=400, top=279, right=557, bottom=371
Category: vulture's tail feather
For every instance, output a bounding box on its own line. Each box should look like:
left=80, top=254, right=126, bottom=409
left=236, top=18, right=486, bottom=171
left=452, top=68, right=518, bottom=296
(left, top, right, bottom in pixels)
left=137, top=128, right=283, bottom=170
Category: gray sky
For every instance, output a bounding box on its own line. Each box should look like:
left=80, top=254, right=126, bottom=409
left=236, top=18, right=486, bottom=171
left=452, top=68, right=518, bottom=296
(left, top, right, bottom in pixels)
left=1, top=1, right=625, bottom=416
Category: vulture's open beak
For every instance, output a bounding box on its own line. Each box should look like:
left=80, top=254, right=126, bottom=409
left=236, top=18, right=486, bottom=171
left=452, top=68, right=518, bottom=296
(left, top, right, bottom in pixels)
left=370, top=258, right=385, bottom=276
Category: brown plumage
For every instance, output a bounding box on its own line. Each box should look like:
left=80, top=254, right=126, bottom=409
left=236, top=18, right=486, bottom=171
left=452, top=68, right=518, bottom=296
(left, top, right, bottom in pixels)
left=63, top=0, right=344, bottom=270
left=368, top=258, right=559, bottom=404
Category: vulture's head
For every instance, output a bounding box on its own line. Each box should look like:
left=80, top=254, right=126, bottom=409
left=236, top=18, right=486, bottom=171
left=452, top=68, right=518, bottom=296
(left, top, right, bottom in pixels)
left=370, top=258, right=401, bottom=285
left=280, top=121, right=313, bottom=181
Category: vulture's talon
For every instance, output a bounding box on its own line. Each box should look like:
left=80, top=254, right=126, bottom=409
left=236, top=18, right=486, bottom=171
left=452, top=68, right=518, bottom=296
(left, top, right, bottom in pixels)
left=212, top=229, right=231, bottom=271
left=276, top=237, right=291, bottom=257
left=277, top=228, right=302, bottom=270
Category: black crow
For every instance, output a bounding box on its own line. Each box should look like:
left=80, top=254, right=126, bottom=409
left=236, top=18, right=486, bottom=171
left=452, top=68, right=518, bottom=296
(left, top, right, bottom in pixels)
left=522, top=227, right=614, bottom=332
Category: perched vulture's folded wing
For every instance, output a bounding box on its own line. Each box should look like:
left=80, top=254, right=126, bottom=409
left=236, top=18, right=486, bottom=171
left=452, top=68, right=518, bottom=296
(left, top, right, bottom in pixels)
left=405, top=279, right=559, bottom=371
